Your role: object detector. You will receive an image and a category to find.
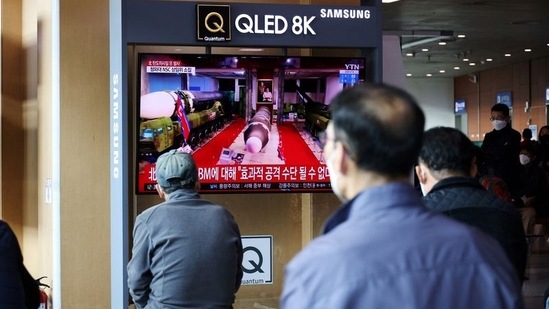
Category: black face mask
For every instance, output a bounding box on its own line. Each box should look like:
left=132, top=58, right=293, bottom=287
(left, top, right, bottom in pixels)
left=540, top=135, right=549, bottom=144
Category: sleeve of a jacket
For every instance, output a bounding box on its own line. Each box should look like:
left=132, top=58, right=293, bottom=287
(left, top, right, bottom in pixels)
left=127, top=217, right=153, bottom=309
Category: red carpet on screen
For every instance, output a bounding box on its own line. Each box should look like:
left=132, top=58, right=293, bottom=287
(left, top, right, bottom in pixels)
left=193, top=118, right=320, bottom=166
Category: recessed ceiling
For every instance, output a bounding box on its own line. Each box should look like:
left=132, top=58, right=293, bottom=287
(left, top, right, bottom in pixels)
left=382, top=0, right=549, bottom=78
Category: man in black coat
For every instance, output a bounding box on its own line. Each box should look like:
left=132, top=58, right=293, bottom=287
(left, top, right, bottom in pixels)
left=0, top=220, right=40, bottom=308
left=481, top=103, right=522, bottom=195
left=416, top=126, right=528, bottom=283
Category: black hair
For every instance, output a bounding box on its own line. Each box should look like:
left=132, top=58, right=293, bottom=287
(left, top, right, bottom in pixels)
left=491, top=103, right=510, bottom=117
left=519, top=143, right=537, bottom=156
left=419, top=127, right=475, bottom=177
left=522, top=128, right=532, bottom=140
left=329, top=83, right=425, bottom=178
left=538, top=125, right=549, bottom=140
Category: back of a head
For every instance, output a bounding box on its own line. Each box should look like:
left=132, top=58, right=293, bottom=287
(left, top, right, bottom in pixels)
left=329, top=83, right=425, bottom=177
left=491, top=103, right=510, bottom=117
left=522, top=128, right=532, bottom=140
left=419, top=127, right=475, bottom=177
left=155, top=149, right=199, bottom=193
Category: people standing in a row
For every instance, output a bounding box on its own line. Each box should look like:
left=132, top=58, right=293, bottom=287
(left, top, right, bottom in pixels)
left=281, top=84, right=523, bottom=308
left=480, top=102, right=549, bottom=234
left=124, top=83, right=526, bottom=309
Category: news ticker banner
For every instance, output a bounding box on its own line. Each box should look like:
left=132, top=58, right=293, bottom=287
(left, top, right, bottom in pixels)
left=138, top=163, right=332, bottom=193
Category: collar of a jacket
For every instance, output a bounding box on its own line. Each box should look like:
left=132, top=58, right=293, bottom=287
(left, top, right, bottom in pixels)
left=429, top=176, right=485, bottom=195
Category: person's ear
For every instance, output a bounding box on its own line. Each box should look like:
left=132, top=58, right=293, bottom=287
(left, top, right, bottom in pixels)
left=155, top=184, right=165, bottom=199
left=415, top=164, right=428, bottom=185
left=470, top=157, right=478, bottom=178
left=333, top=142, right=349, bottom=175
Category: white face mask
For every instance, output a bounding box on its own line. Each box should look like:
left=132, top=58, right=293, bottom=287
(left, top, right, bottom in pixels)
left=492, top=120, right=507, bottom=131
left=519, top=154, right=531, bottom=166
left=419, top=182, right=427, bottom=196
left=326, top=150, right=345, bottom=202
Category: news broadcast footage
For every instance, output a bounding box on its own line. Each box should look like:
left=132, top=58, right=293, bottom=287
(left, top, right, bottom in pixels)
left=136, top=53, right=365, bottom=193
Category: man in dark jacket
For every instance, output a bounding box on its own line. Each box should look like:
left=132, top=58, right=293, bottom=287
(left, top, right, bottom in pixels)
left=0, top=220, right=40, bottom=309
left=416, top=126, right=528, bottom=283
left=481, top=103, right=522, bottom=195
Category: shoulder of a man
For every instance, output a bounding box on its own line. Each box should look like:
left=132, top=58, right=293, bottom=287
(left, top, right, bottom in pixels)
left=282, top=219, right=521, bottom=308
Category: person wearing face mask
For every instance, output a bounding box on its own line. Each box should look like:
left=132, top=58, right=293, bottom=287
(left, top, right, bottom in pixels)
left=513, top=144, right=549, bottom=234
left=280, top=84, right=523, bottom=309
left=480, top=103, right=522, bottom=197
left=416, top=126, right=527, bottom=283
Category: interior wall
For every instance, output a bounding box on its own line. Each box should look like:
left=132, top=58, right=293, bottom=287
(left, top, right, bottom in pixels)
left=36, top=0, right=54, bottom=295
left=21, top=0, right=40, bottom=277
left=454, top=75, right=480, bottom=141
left=58, top=0, right=110, bottom=307
left=1, top=0, right=24, bottom=238
left=406, top=77, right=455, bottom=130
left=455, top=56, right=549, bottom=142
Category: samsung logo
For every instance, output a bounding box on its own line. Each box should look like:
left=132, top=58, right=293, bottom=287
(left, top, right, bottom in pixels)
left=319, top=8, right=371, bottom=19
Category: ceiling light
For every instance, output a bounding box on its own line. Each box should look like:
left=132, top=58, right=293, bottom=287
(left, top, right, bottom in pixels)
left=469, top=63, right=476, bottom=66
left=524, top=48, right=532, bottom=52
left=486, top=58, right=493, bottom=62
left=454, top=67, right=460, bottom=70
left=406, top=73, right=412, bottom=77
left=457, top=34, right=466, bottom=38
left=382, top=0, right=401, bottom=3
left=439, top=70, right=446, bottom=73
left=438, top=41, right=447, bottom=46
left=505, top=53, right=511, bottom=57
left=422, top=48, right=429, bottom=52
left=463, top=58, right=469, bottom=62
left=405, top=52, right=415, bottom=57
left=426, top=73, right=432, bottom=77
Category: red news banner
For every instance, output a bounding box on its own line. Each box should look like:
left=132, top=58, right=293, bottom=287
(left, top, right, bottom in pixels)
left=139, top=163, right=332, bottom=193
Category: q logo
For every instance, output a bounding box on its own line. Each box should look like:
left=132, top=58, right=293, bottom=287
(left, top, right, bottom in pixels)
left=241, top=235, right=273, bottom=285
left=242, top=246, right=264, bottom=274
left=205, top=12, right=225, bottom=33
left=196, top=4, right=231, bottom=41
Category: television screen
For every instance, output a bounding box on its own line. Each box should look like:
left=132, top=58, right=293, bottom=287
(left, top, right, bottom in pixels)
left=136, top=53, right=366, bottom=193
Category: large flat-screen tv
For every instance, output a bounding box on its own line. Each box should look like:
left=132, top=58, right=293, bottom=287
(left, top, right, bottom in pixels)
left=136, top=53, right=365, bottom=194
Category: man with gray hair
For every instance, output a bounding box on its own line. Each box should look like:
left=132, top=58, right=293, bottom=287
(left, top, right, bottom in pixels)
left=128, top=149, right=243, bottom=309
